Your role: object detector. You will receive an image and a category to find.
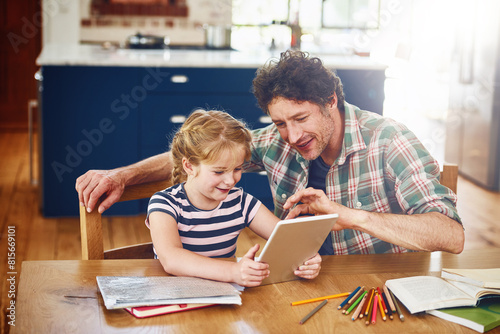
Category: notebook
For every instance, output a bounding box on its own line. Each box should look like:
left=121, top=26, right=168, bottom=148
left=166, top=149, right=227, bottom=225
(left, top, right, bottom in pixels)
left=125, top=303, right=215, bottom=318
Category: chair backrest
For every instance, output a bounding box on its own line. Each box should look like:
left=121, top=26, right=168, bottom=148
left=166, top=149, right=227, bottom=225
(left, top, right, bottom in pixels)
left=440, top=163, right=458, bottom=194
left=79, top=179, right=171, bottom=260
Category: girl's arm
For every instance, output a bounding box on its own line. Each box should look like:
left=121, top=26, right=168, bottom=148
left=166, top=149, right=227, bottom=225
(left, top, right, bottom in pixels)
left=248, top=204, right=322, bottom=280
left=149, top=211, right=270, bottom=287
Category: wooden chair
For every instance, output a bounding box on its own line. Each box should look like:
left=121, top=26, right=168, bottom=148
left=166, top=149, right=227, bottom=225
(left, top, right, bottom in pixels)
left=79, top=179, right=171, bottom=260
left=79, top=164, right=458, bottom=260
left=440, top=163, right=458, bottom=194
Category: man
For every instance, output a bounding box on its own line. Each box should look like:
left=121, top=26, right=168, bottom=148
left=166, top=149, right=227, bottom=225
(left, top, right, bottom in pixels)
left=76, top=51, right=464, bottom=255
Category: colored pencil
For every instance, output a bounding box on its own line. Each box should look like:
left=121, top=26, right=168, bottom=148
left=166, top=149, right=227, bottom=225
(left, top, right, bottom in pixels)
left=345, top=291, right=367, bottom=315
left=291, top=292, right=350, bottom=306
left=343, top=286, right=364, bottom=314
left=359, top=288, right=374, bottom=318
left=381, top=292, right=393, bottom=320
left=383, top=285, right=396, bottom=312
left=389, top=289, right=405, bottom=322
left=377, top=292, right=386, bottom=321
left=377, top=287, right=388, bottom=313
left=365, top=293, right=375, bottom=326
left=351, top=291, right=368, bottom=321
left=371, top=295, right=378, bottom=324
left=337, top=286, right=361, bottom=310
left=363, top=288, right=375, bottom=317
left=299, top=299, right=328, bottom=324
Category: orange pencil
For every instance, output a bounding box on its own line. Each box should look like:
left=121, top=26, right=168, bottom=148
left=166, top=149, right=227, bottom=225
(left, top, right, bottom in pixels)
left=377, top=292, right=387, bottom=321
left=363, top=288, right=375, bottom=317
left=365, top=293, right=375, bottom=326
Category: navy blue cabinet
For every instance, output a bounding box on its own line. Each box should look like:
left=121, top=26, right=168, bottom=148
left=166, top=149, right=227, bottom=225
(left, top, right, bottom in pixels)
left=39, top=65, right=384, bottom=217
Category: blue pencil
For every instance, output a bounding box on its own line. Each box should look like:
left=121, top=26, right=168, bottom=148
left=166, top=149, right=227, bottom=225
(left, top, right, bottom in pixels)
left=337, top=286, right=361, bottom=310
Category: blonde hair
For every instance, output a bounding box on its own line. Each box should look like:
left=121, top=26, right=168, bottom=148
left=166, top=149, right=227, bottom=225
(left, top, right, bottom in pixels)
left=170, top=109, right=252, bottom=184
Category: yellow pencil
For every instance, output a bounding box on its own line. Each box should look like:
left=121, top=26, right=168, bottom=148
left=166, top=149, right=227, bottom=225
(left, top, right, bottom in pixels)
left=377, top=292, right=387, bottom=321
left=291, top=292, right=351, bottom=306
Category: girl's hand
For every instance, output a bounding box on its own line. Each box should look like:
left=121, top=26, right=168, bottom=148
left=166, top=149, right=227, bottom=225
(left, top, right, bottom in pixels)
left=233, top=244, right=269, bottom=287
left=294, top=253, right=322, bottom=279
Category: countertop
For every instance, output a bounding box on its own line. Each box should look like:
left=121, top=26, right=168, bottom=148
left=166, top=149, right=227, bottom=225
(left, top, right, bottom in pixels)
left=36, top=44, right=387, bottom=70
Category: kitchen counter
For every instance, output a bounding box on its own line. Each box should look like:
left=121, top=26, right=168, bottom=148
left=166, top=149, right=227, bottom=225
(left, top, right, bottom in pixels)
left=36, top=43, right=387, bottom=70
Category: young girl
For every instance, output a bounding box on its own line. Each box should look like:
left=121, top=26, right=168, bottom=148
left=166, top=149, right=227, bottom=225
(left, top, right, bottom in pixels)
left=147, top=109, right=321, bottom=287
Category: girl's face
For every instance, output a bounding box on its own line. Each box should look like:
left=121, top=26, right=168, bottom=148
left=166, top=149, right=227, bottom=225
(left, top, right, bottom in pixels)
left=183, top=147, right=246, bottom=210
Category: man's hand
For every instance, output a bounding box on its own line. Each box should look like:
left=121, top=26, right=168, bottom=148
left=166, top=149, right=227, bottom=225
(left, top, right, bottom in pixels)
left=283, top=187, right=356, bottom=231
left=284, top=187, right=336, bottom=218
left=75, top=169, right=125, bottom=213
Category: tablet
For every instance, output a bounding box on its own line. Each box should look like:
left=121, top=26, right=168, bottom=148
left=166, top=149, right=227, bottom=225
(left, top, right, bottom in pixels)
left=258, top=213, right=338, bottom=285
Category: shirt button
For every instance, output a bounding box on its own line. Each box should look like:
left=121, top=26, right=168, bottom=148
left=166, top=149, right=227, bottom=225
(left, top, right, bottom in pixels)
left=356, top=202, right=362, bottom=208
left=281, top=194, right=287, bottom=199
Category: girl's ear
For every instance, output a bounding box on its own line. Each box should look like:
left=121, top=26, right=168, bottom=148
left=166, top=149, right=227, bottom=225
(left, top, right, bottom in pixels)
left=182, top=157, right=195, bottom=176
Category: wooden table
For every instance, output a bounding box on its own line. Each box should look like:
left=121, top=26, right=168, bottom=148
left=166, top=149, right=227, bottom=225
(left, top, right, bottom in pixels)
left=14, top=249, right=500, bottom=333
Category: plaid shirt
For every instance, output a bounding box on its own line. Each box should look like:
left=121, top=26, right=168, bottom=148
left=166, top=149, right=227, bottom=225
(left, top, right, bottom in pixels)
left=243, top=102, right=462, bottom=255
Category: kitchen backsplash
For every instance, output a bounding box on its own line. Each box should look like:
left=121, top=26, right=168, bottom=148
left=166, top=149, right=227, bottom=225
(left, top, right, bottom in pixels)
left=42, top=0, right=232, bottom=46
left=80, top=0, right=231, bottom=45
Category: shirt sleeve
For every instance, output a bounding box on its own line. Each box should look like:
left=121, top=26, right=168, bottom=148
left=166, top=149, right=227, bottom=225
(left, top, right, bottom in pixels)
left=385, top=128, right=462, bottom=225
left=240, top=189, right=262, bottom=227
left=145, top=191, right=179, bottom=228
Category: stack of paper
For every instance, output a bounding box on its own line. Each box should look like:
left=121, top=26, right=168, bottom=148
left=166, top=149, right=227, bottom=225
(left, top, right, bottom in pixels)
left=96, top=276, right=242, bottom=310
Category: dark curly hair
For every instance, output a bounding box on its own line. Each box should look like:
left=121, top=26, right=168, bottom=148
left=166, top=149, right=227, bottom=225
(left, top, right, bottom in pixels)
left=252, top=50, right=345, bottom=115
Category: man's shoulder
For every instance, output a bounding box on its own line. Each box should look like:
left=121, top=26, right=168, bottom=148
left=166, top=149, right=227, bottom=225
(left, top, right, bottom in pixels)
left=349, top=104, right=410, bottom=139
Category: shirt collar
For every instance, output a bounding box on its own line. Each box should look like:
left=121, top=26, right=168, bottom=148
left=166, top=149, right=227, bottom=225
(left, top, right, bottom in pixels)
left=336, top=102, right=367, bottom=165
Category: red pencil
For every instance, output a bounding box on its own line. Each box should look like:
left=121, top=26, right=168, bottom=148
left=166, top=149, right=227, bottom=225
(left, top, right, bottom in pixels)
left=377, top=287, right=388, bottom=313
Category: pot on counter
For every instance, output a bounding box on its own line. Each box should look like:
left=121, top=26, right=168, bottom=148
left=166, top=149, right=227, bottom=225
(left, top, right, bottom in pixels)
left=204, top=24, right=232, bottom=49
left=126, top=32, right=169, bottom=49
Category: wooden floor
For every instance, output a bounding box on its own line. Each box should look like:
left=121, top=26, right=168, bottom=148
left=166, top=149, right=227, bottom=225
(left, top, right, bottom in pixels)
left=1, top=130, right=500, bottom=332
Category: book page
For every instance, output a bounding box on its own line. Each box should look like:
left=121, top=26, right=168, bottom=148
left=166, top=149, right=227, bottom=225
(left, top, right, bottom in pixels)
left=448, top=280, right=500, bottom=299
left=443, top=268, right=500, bottom=289
left=386, top=276, right=475, bottom=314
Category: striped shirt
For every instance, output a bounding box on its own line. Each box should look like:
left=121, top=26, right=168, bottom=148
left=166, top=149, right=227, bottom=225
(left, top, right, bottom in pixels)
left=243, top=102, right=462, bottom=255
left=147, top=184, right=261, bottom=258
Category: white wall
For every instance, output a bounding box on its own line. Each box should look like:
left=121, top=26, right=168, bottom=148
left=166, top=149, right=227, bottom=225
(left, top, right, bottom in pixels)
left=42, top=0, right=80, bottom=46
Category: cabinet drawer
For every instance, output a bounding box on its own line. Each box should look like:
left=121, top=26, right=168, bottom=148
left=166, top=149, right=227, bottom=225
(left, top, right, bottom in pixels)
left=140, top=94, right=268, bottom=159
left=145, top=67, right=258, bottom=93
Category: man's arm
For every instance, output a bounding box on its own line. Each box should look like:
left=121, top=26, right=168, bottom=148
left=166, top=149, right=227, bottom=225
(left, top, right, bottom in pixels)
left=75, top=152, right=173, bottom=213
left=283, top=188, right=465, bottom=254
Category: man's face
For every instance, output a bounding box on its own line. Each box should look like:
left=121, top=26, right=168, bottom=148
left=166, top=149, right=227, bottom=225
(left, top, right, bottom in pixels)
left=268, top=97, right=337, bottom=162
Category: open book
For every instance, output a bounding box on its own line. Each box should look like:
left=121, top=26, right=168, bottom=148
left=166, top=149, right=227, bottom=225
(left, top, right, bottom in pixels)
left=441, top=268, right=500, bottom=289
left=96, top=276, right=242, bottom=310
left=385, top=275, right=500, bottom=314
